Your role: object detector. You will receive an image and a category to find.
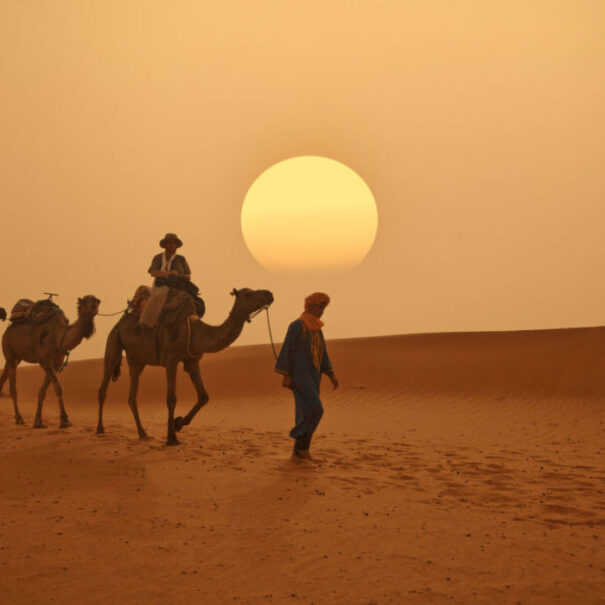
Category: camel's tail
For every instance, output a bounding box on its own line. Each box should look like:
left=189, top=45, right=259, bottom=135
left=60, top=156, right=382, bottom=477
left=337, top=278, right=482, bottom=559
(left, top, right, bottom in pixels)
left=104, top=324, right=123, bottom=383
left=112, top=355, right=122, bottom=382
left=97, top=322, right=125, bottom=435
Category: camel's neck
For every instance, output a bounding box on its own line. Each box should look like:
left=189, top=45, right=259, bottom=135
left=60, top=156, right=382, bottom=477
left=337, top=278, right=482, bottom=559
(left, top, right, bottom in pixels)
left=192, top=306, right=247, bottom=354
left=59, top=314, right=95, bottom=352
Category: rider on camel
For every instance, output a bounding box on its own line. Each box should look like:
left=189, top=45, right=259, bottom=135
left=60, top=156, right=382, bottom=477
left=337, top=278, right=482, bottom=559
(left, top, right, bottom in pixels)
left=137, top=233, right=192, bottom=332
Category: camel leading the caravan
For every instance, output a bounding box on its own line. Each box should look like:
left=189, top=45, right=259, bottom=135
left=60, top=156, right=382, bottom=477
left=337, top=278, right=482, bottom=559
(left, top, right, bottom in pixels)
left=0, top=295, right=101, bottom=427
left=96, top=287, right=273, bottom=445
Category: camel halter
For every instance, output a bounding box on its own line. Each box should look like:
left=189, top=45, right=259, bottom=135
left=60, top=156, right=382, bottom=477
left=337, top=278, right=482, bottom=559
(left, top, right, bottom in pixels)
left=247, top=303, right=270, bottom=322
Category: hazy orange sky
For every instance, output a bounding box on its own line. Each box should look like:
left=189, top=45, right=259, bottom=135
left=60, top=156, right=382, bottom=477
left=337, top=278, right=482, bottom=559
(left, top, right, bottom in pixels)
left=1, top=1, right=604, bottom=360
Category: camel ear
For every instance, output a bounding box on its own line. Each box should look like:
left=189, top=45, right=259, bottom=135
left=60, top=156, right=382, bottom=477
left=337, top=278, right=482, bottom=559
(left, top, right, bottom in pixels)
left=230, top=288, right=239, bottom=297
left=77, top=297, right=83, bottom=306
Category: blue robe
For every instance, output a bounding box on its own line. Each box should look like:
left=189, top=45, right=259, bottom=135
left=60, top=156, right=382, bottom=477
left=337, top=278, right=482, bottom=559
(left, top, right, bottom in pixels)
left=275, top=319, right=333, bottom=439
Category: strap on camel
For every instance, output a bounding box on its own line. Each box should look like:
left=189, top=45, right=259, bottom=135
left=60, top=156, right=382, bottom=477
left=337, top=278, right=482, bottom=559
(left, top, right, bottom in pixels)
left=57, top=322, right=70, bottom=373
left=58, top=351, right=70, bottom=373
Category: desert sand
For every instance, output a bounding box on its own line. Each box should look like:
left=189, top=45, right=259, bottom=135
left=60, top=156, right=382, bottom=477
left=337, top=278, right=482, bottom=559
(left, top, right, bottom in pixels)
left=1, top=328, right=604, bottom=604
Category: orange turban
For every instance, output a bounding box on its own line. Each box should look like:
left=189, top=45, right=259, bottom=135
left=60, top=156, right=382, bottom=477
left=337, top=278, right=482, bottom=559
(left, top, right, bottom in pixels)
left=300, top=292, right=330, bottom=332
left=304, top=292, right=330, bottom=312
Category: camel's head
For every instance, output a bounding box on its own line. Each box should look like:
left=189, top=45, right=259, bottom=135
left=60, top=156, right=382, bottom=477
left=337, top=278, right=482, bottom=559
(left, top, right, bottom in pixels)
left=230, top=288, right=274, bottom=322
left=77, top=295, right=101, bottom=318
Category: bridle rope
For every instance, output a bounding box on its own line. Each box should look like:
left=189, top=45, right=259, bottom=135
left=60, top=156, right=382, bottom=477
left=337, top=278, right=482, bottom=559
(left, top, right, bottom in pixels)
left=247, top=303, right=278, bottom=361
left=97, top=307, right=129, bottom=317
left=264, top=307, right=278, bottom=361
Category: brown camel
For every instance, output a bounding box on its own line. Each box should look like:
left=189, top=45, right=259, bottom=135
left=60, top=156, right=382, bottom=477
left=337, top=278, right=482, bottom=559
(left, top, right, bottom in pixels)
left=0, top=308, right=6, bottom=321
left=96, top=287, right=273, bottom=445
left=0, top=295, right=101, bottom=427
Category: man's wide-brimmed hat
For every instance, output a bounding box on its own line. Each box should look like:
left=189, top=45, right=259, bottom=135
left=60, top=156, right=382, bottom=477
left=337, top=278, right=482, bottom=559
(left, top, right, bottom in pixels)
left=159, top=233, right=183, bottom=248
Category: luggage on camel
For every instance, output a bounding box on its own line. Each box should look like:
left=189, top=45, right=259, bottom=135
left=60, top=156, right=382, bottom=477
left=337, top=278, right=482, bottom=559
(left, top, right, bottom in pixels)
left=9, top=298, right=68, bottom=324
left=128, top=285, right=152, bottom=316
left=9, top=299, right=34, bottom=321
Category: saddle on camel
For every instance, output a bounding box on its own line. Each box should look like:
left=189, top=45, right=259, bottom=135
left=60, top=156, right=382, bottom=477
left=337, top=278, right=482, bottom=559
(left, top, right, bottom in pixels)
left=8, top=297, right=68, bottom=325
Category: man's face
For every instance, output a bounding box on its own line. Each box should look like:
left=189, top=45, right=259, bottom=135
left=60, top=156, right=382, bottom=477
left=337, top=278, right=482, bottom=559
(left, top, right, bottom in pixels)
left=307, top=303, right=327, bottom=318
left=164, top=241, right=178, bottom=256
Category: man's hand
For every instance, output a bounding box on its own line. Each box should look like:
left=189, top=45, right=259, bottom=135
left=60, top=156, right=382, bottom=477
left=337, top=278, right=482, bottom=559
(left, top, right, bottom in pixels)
left=282, top=375, right=292, bottom=390
left=329, top=374, right=339, bottom=389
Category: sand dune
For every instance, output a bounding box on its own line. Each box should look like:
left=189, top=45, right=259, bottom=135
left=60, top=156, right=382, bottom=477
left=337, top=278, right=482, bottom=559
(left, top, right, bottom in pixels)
left=1, top=328, right=604, bottom=604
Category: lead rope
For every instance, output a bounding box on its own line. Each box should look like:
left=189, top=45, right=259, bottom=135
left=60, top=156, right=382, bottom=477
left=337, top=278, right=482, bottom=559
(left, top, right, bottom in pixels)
left=97, top=307, right=129, bottom=317
left=246, top=304, right=278, bottom=360
left=265, top=307, right=278, bottom=361
left=57, top=305, right=128, bottom=372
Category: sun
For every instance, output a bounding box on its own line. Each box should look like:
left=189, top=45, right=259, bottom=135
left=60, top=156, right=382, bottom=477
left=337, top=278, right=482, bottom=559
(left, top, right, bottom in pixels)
left=241, top=156, right=378, bottom=272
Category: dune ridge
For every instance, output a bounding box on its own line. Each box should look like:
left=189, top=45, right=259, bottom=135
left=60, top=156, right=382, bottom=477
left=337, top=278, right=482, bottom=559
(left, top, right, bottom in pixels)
left=11, top=325, right=605, bottom=401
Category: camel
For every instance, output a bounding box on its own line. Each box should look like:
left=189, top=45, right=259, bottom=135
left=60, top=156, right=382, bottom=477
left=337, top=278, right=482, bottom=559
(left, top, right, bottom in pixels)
left=0, top=308, right=6, bottom=321
left=0, top=295, right=101, bottom=427
left=96, top=287, right=273, bottom=445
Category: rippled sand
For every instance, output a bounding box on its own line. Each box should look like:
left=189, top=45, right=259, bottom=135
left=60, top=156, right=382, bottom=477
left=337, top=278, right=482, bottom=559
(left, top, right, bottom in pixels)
left=1, top=328, right=604, bottom=603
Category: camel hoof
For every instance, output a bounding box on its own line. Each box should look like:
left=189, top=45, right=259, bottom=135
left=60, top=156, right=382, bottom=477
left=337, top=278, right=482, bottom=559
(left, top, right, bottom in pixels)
left=165, top=438, right=180, bottom=446
left=60, top=420, right=72, bottom=429
left=33, top=423, right=47, bottom=429
left=139, top=433, right=150, bottom=441
left=15, top=416, right=25, bottom=425
left=174, top=416, right=185, bottom=432
left=96, top=426, right=105, bottom=434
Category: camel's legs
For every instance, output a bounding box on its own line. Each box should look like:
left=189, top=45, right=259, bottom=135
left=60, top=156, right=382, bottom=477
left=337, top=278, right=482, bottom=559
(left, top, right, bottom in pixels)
left=44, top=364, right=71, bottom=428
left=127, top=360, right=147, bottom=440
left=0, top=366, right=8, bottom=395
left=97, top=324, right=124, bottom=435
left=7, top=363, right=24, bottom=425
left=96, top=370, right=111, bottom=434
left=174, top=360, right=209, bottom=432
left=165, top=363, right=179, bottom=446
left=33, top=373, right=51, bottom=428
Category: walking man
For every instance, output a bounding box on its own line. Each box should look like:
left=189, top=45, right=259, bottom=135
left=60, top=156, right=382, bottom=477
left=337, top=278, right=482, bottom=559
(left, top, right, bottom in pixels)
left=275, top=292, right=339, bottom=459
